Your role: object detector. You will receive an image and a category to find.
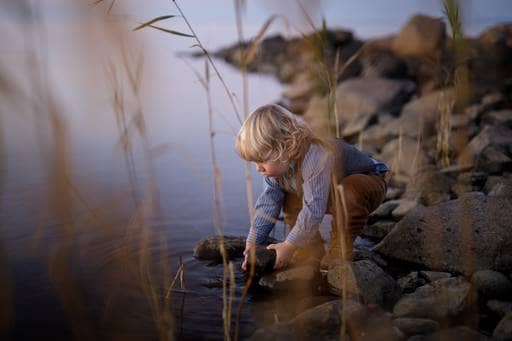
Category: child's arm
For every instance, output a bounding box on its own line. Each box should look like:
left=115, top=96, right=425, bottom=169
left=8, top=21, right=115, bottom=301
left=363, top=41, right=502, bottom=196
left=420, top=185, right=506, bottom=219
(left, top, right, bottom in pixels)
left=286, top=144, right=333, bottom=246
left=247, top=176, right=284, bottom=244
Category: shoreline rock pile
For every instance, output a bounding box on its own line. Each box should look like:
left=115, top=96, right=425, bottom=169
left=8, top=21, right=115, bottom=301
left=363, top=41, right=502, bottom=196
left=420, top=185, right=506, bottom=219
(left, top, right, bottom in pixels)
left=194, top=14, right=512, bottom=340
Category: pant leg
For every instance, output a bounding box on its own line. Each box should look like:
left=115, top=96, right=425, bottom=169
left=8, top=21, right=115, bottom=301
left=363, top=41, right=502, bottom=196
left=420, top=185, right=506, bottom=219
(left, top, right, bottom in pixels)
left=325, top=174, right=387, bottom=263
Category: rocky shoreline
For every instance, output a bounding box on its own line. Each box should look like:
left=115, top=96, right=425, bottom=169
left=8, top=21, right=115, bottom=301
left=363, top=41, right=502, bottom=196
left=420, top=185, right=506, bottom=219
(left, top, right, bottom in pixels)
left=194, top=14, right=512, bottom=341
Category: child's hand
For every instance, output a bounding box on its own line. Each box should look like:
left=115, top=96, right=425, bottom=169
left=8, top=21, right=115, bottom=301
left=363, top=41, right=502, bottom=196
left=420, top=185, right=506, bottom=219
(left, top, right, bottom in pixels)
left=241, top=242, right=255, bottom=271
left=267, top=241, right=297, bottom=270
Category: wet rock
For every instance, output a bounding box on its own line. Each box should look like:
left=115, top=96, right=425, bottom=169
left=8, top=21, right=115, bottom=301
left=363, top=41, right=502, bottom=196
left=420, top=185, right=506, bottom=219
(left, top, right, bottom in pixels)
left=193, top=235, right=245, bottom=262
left=471, top=270, right=512, bottom=301
left=393, top=277, right=473, bottom=321
left=392, top=14, right=446, bottom=58
left=245, top=246, right=276, bottom=277
left=328, top=259, right=400, bottom=309
left=258, top=265, right=319, bottom=291
left=487, top=300, right=512, bottom=319
left=493, top=313, right=512, bottom=341
left=375, top=192, right=512, bottom=275
left=393, top=317, right=440, bottom=336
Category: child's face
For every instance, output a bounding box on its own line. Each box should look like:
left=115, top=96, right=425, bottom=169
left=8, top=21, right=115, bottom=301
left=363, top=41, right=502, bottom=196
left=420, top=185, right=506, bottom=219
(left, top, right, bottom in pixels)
left=255, top=160, right=288, bottom=177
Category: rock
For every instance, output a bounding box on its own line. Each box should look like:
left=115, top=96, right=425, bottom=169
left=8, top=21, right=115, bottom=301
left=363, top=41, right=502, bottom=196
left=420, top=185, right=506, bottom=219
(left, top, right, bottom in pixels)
left=392, top=14, right=446, bottom=58
left=386, top=187, right=405, bottom=200
left=457, top=125, right=512, bottom=172
left=361, top=117, right=402, bottom=147
left=375, top=192, right=512, bottom=275
left=485, top=175, right=512, bottom=196
left=393, top=277, right=473, bottom=321
left=452, top=172, right=488, bottom=197
left=295, top=296, right=338, bottom=315
left=328, top=259, right=401, bottom=309
left=399, top=88, right=455, bottom=140
left=359, top=45, right=409, bottom=79
left=405, top=166, right=455, bottom=206
left=368, top=201, right=399, bottom=223
left=481, top=109, right=512, bottom=128
left=362, top=220, right=395, bottom=240
left=391, top=199, right=420, bottom=219
left=193, top=235, right=245, bottom=262
left=487, top=300, right=512, bottom=319
left=470, top=270, right=512, bottom=301
left=393, top=317, right=440, bottom=336
left=379, top=137, right=430, bottom=179
left=398, top=272, right=427, bottom=294
left=245, top=246, right=276, bottom=277
left=420, top=326, right=489, bottom=341
left=250, top=299, right=398, bottom=341
left=488, top=176, right=512, bottom=198
left=352, top=248, right=388, bottom=268
left=258, top=265, right=319, bottom=291
left=418, top=271, right=451, bottom=283
left=304, top=78, right=415, bottom=136
left=494, top=313, right=512, bottom=341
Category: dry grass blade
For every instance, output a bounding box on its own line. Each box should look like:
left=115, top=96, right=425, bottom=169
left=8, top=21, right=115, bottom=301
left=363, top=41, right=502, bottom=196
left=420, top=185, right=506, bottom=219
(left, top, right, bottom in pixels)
left=142, top=24, right=194, bottom=38
left=133, top=15, right=178, bottom=31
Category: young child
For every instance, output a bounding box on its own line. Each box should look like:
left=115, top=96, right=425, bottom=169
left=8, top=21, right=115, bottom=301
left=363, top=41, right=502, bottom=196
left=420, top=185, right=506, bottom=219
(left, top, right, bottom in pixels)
left=235, top=104, right=388, bottom=271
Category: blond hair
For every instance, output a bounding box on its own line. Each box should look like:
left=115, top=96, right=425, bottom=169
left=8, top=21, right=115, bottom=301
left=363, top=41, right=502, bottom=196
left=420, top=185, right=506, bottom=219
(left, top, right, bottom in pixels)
left=235, top=104, right=324, bottom=163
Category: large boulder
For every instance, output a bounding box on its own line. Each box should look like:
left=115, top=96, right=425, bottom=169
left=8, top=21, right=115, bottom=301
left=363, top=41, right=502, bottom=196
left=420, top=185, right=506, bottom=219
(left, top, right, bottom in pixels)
left=375, top=192, right=512, bottom=275
left=392, top=14, right=446, bottom=58
left=327, top=259, right=401, bottom=309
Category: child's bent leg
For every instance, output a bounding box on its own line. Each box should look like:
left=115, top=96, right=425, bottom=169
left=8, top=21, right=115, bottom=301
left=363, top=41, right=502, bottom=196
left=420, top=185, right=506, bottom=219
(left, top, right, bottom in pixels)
left=322, top=174, right=387, bottom=268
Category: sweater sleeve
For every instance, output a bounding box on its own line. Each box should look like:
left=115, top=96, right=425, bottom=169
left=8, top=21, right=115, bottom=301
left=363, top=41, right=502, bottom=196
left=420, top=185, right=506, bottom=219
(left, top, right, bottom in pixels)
left=247, top=176, right=285, bottom=245
left=285, top=144, right=333, bottom=246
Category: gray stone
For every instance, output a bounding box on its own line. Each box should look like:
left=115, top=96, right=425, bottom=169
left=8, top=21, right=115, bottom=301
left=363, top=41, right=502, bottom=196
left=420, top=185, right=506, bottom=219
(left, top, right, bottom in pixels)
left=362, top=220, right=396, bottom=240
left=193, top=235, right=245, bottom=261
left=493, top=313, right=512, bottom=341
left=422, top=326, right=489, bottom=341
left=386, top=187, right=405, bottom=200
left=418, top=271, right=451, bottom=283
left=379, top=137, right=430, bottom=179
left=393, top=317, right=440, bottom=336
left=375, top=192, right=512, bottom=275
left=481, top=109, right=512, bottom=128
left=352, top=248, right=388, bottom=268
left=250, top=299, right=399, bottom=341
left=405, top=166, right=455, bottom=206
left=397, top=272, right=427, bottom=294
left=258, top=265, right=319, bottom=291
left=328, top=259, right=401, bottom=309
left=488, top=177, right=512, bottom=198
left=393, top=277, right=473, bottom=321
left=360, top=45, right=408, bottom=79
left=369, top=201, right=399, bottom=223
left=391, top=199, right=420, bottom=219
left=471, top=270, right=512, bottom=300
left=487, top=300, right=512, bottom=319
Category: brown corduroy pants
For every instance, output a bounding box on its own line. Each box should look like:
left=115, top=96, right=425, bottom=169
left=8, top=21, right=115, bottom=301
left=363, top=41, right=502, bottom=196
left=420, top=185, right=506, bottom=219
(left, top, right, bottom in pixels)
left=283, top=174, right=387, bottom=265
